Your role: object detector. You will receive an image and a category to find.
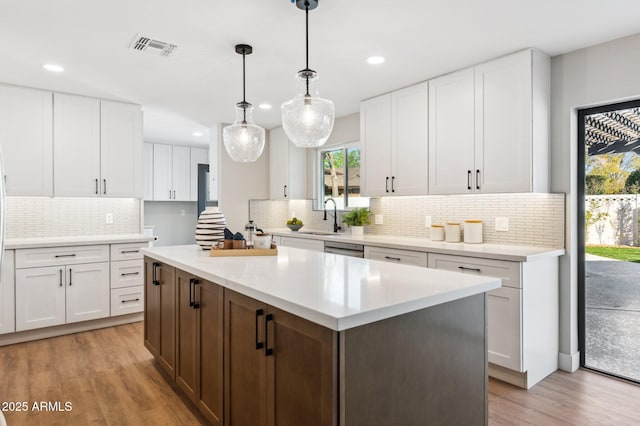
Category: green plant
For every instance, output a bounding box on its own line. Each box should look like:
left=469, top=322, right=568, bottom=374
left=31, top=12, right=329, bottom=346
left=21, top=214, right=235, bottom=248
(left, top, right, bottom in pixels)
left=341, top=208, right=372, bottom=226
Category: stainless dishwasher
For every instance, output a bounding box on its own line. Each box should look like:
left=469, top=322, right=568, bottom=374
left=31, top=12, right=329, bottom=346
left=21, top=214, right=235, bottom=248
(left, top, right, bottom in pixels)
left=324, top=241, right=365, bottom=258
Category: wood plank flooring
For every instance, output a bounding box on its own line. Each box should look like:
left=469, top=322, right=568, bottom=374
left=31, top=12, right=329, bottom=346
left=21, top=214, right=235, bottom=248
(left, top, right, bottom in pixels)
left=1, top=322, right=639, bottom=425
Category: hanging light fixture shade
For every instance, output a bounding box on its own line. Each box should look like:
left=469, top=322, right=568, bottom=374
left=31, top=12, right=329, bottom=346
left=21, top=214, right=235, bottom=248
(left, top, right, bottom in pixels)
left=281, top=0, right=335, bottom=148
left=223, top=44, right=265, bottom=162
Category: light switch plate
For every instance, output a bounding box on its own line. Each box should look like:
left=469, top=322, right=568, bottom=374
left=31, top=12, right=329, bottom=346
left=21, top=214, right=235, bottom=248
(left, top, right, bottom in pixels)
left=495, top=217, right=509, bottom=232
left=425, top=216, right=432, bottom=227
left=105, top=213, right=114, bottom=224
left=374, top=214, right=384, bottom=225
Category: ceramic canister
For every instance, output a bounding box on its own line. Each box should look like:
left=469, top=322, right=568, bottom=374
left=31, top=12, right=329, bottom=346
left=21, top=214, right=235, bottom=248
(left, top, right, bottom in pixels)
left=444, top=222, right=461, bottom=243
left=463, top=220, right=483, bottom=244
left=431, top=225, right=445, bottom=241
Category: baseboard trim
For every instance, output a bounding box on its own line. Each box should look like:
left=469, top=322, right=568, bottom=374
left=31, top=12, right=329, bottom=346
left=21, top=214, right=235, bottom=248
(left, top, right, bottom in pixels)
left=0, top=313, right=143, bottom=346
left=559, top=351, right=580, bottom=372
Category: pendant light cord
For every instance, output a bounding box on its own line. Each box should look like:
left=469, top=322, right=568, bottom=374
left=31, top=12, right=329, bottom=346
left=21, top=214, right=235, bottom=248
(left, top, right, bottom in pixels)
left=242, top=49, right=247, bottom=123
left=305, top=1, right=310, bottom=97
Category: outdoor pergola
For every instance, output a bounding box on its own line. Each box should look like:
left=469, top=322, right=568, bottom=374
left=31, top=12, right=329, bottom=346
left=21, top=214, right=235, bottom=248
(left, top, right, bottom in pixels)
left=586, top=107, right=640, bottom=156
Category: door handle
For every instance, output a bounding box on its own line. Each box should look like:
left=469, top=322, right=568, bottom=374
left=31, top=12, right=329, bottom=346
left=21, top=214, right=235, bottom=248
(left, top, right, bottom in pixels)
left=255, top=309, right=264, bottom=349
left=476, top=170, right=480, bottom=190
left=95, top=178, right=99, bottom=194
left=192, top=279, right=200, bottom=309
left=59, top=269, right=63, bottom=287
left=391, top=176, right=395, bottom=193
left=283, top=185, right=287, bottom=198
left=265, top=313, right=274, bottom=356
left=467, top=170, right=472, bottom=190
left=152, top=262, right=160, bottom=285
left=173, top=190, right=176, bottom=199
left=69, top=268, right=72, bottom=286
left=103, top=179, right=107, bottom=195
left=385, top=176, right=389, bottom=193
left=458, top=266, right=481, bottom=273
left=169, top=189, right=172, bottom=199
left=189, top=278, right=194, bottom=307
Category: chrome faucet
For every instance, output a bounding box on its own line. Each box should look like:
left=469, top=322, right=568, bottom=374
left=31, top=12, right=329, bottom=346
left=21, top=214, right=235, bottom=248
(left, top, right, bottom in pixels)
left=324, top=198, right=341, bottom=233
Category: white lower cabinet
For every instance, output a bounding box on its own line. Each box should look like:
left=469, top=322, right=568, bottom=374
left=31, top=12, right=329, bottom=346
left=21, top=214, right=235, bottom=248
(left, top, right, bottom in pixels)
left=0, top=250, right=15, bottom=335
left=111, top=286, right=144, bottom=317
left=278, top=236, right=324, bottom=252
left=16, top=265, right=67, bottom=331
left=486, top=286, right=522, bottom=371
left=110, top=241, right=145, bottom=316
left=66, top=262, right=110, bottom=324
left=364, top=246, right=428, bottom=267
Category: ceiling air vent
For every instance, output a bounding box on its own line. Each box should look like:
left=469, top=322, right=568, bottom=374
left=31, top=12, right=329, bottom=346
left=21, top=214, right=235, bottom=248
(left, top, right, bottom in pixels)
left=129, top=34, right=177, bottom=57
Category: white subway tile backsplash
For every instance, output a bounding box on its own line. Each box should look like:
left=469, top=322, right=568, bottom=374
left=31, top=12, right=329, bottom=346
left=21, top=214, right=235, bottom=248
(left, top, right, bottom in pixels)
left=6, top=197, right=141, bottom=238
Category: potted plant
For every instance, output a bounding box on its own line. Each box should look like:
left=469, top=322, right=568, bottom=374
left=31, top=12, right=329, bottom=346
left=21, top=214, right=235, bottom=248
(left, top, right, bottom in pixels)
left=341, top=208, right=372, bottom=237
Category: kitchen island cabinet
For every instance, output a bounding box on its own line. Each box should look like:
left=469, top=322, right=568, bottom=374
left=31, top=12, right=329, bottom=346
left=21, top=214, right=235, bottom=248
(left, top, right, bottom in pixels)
left=143, top=245, right=500, bottom=425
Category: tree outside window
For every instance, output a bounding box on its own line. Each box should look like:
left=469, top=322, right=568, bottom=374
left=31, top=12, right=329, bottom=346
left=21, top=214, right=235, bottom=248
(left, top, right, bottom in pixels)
left=318, top=144, right=368, bottom=210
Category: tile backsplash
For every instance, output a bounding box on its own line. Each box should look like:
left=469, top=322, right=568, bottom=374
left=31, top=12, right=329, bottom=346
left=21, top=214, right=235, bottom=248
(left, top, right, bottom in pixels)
left=6, top=197, right=141, bottom=238
left=249, top=193, right=565, bottom=248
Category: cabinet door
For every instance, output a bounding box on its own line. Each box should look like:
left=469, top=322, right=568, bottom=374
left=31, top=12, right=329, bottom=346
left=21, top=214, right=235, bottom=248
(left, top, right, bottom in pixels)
left=0, top=85, right=53, bottom=196
left=144, top=258, right=160, bottom=356
left=197, top=278, right=224, bottom=425
left=266, top=305, right=337, bottom=426
left=360, top=93, right=392, bottom=197
left=158, top=261, right=176, bottom=378
left=190, top=147, right=208, bottom=201
left=153, top=143, right=173, bottom=201
left=224, top=290, right=268, bottom=426
left=53, top=94, right=101, bottom=197
left=475, top=50, right=532, bottom=193
left=0, top=250, right=15, bottom=335
left=176, top=270, right=198, bottom=400
left=428, top=68, right=475, bottom=194
left=269, top=127, right=289, bottom=199
left=487, top=286, right=523, bottom=371
left=100, top=100, right=142, bottom=198
left=392, top=82, right=429, bottom=196
left=15, top=266, right=66, bottom=331
left=172, top=146, right=191, bottom=201
left=144, top=143, right=154, bottom=200
left=65, top=262, right=110, bottom=323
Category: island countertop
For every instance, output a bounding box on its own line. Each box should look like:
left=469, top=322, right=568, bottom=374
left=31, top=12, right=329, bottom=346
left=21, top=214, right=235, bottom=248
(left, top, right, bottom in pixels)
left=142, top=244, right=500, bottom=331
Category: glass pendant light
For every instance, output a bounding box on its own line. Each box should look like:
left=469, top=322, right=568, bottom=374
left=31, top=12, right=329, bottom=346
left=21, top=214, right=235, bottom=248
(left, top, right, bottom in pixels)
left=223, top=44, right=265, bottom=162
left=281, top=0, right=335, bottom=148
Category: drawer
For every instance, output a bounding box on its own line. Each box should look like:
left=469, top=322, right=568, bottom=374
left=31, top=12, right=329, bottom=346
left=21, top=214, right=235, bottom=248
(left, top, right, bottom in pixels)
left=111, top=286, right=144, bottom=316
left=365, top=246, right=428, bottom=267
left=15, top=245, right=109, bottom=269
left=110, top=259, right=143, bottom=289
left=427, top=253, right=521, bottom=289
left=110, top=242, right=147, bottom=261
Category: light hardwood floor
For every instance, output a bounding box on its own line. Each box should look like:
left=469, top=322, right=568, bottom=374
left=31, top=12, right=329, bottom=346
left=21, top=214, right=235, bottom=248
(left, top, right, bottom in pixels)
left=1, top=322, right=639, bottom=425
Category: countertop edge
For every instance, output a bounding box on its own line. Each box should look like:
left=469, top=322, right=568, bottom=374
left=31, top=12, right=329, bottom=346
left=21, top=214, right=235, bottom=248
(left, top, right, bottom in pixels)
left=6, top=235, right=154, bottom=249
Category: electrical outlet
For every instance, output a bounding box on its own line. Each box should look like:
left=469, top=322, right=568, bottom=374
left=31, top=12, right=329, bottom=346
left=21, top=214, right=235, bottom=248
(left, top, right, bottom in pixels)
left=495, top=217, right=509, bottom=232
left=425, top=216, right=432, bottom=227
left=181, top=209, right=185, bottom=217
left=105, top=213, right=113, bottom=224
left=374, top=214, right=384, bottom=225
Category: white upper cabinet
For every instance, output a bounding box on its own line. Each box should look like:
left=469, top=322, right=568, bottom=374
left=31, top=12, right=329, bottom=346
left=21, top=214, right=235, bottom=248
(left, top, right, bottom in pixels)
left=429, top=49, right=550, bottom=194
left=53, top=94, right=101, bottom=197
left=143, top=143, right=154, bottom=200
left=0, top=85, right=53, bottom=196
left=189, top=147, right=208, bottom=201
left=269, top=126, right=306, bottom=200
left=428, top=68, right=476, bottom=194
left=153, top=144, right=191, bottom=201
left=361, top=82, right=429, bottom=197
left=100, top=100, right=143, bottom=198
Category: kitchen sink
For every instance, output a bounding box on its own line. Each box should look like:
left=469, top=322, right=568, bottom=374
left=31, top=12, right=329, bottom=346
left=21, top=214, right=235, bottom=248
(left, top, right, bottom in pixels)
left=298, top=231, right=336, bottom=236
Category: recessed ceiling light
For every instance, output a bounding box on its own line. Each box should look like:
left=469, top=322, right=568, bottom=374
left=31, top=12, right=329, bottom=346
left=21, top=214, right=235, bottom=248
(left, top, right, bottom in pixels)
left=192, top=132, right=203, bottom=137
left=366, top=56, right=385, bottom=65
left=43, top=64, right=64, bottom=72
left=258, top=103, right=272, bottom=110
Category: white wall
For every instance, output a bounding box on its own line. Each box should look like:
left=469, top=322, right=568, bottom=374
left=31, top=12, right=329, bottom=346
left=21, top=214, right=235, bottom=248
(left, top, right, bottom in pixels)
left=551, top=32, right=640, bottom=371
left=213, top=123, right=270, bottom=232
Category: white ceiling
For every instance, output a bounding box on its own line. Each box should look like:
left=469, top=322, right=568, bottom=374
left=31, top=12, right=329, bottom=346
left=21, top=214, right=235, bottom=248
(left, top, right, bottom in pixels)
left=2, top=0, right=640, bottom=145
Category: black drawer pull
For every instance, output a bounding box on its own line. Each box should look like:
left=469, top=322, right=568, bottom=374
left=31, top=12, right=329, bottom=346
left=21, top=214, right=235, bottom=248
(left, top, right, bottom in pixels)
left=384, top=256, right=401, bottom=261
left=121, top=272, right=140, bottom=276
left=265, top=313, right=274, bottom=357
left=152, top=262, right=160, bottom=285
left=69, top=268, right=72, bottom=286
left=55, top=254, right=76, bottom=258
left=121, top=298, right=140, bottom=303
left=255, top=309, right=264, bottom=350
left=120, top=250, right=140, bottom=254
left=192, top=279, right=200, bottom=309
left=458, top=266, right=481, bottom=273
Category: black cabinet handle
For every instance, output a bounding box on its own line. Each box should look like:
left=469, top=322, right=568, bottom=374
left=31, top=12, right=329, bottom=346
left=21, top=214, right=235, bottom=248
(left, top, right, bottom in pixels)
left=69, top=268, right=72, bottom=286
left=59, top=269, right=63, bottom=287
left=385, top=176, right=389, bottom=193
left=189, top=278, right=195, bottom=307
left=173, top=190, right=176, bottom=199
left=121, top=298, right=140, bottom=304
left=467, top=170, right=472, bottom=190
left=121, top=272, right=140, bottom=276
left=103, top=179, right=107, bottom=195
left=391, top=176, right=395, bottom=193
left=169, top=190, right=172, bottom=199
left=95, top=178, right=99, bottom=194
left=192, top=279, right=200, bottom=309
left=255, top=309, right=264, bottom=350
left=384, top=256, right=401, bottom=261
left=265, top=313, right=274, bottom=356
left=121, top=250, right=140, bottom=254
left=458, top=266, right=481, bottom=273
left=476, top=170, right=480, bottom=190
left=152, top=262, right=160, bottom=286
left=283, top=185, right=287, bottom=198
left=55, top=254, right=76, bottom=258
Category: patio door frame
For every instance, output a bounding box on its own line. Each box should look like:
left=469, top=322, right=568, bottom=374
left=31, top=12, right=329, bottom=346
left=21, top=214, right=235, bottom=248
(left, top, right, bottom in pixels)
left=578, top=98, right=640, bottom=381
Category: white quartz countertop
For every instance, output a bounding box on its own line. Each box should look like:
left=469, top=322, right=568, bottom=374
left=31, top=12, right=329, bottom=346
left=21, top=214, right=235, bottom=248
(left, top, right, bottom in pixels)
left=142, top=244, right=501, bottom=331
left=268, top=229, right=565, bottom=262
left=6, top=234, right=153, bottom=249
